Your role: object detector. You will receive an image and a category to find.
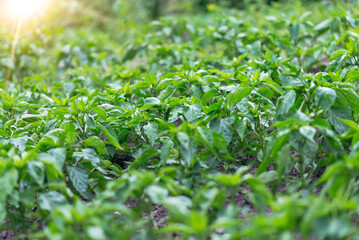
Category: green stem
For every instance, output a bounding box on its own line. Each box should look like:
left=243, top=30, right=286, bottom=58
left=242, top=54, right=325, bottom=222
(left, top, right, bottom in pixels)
left=299, top=151, right=306, bottom=188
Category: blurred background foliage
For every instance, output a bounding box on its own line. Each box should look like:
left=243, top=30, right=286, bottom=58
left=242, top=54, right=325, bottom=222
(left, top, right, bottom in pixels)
left=0, top=0, right=357, bottom=83
left=1, top=0, right=354, bottom=35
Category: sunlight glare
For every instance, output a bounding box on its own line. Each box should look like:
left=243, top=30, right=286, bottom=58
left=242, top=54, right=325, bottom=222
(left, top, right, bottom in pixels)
left=5, top=0, right=49, bottom=18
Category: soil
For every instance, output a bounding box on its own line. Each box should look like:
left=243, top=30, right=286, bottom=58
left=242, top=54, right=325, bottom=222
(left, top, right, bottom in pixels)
left=110, top=151, right=134, bottom=169
left=307, top=58, right=330, bottom=74
left=173, top=119, right=182, bottom=127
left=152, top=205, right=168, bottom=227
left=0, top=231, right=14, bottom=240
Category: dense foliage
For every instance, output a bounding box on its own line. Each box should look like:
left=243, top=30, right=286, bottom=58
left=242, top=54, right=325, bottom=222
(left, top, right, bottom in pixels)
left=1, top=0, right=359, bottom=239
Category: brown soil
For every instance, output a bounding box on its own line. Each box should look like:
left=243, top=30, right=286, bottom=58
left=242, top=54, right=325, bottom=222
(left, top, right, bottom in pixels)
left=0, top=230, right=14, bottom=240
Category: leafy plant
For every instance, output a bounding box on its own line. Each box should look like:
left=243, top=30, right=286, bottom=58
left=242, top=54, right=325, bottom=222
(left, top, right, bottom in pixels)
left=1, top=0, right=359, bottom=239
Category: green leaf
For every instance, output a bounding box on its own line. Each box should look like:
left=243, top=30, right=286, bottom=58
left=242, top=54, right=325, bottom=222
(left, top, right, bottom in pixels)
left=209, top=116, right=235, bottom=144
left=86, top=115, right=96, bottom=129
left=158, top=85, right=177, bottom=101
left=302, top=139, right=318, bottom=166
left=277, top=90, right=296, bottom=116
left=212, top=132, right=233, bottom=160
left=299, top=126, right=316, bottom=140
left=328, top=108, right=352, bottom=134
left=27, top=161, right=45, bottom=185
left=226, top=87, right=252, bottom=110
left=145, top=185, right=169, bottom=204
left=168, top=106, right=182, bottom=123
left=330, top=50, right=347, bottom=60
left=0, top=168, right=18, bottom=203
left=10, top=136, right=28, bottom=152
left=316, top=87, right=336, bottom=113
left=156, top=78, right=173, bottom=90
left=257, top=134, right=290, bottom=175
left=279, top=73, right=304, bottom=87
left=340, top=119, right=359, bottom=131
left=183, top=103, right=201, bottom=123
left=160, top=140, right=171, bottom=165
left=98, top=124, right=122, bottom=150
left=39, top=192, right=67, bottom=211
left=67, top=166, right=89, bottom=198
left=177, top=132, right=196, bottom=167
left=73, top=148, right=101, bottom=167
left=196, top=127, right=214, bottom=152
left=78, top=100, right=86, bottom=112
left=130, top=149, right=159, bottom=169
left=211, top=173, right=241, bottom=187
left=346, top=39, right=356, bottom=53
left=0, top=57, right=14, bottom=69
left=143, top=122, right=159, bottom=145
left=139, top=97, right=161, bottom=110
left=20, top=114, right=46, bottom=123
left=44, top=119, right=59, bottom=134
left=201, top=89, right=218, bottom=106
left=163, top=196, right=192, bottom=219
left=290, top=23, right=299, bottom=42
left=206, top=101, right=223, bottom=113
left=0, top=203, right=5, bottom=223
left=86, top=226, right=107, bottom=240
left=38, top=148, right=66, bottom=174
left=258, top=87, right=274, bottom=99
left=314, top=19, right=331, bottom=32
left=71, top=101, right=79, bottom=114
left=258, top=171, right=278, bottom=185
left=188, top=212, right=208, bottom=233
left=338, top=88, right=359, bottom=114
left=204, top=156, right=220, bottom=169
left=93, top=106, right=107, bottom=120
left=276, top=144, right=291, bottom=178
left=236, top=117, right=247, bottom=141
left=345, top=69, right=359, bottom=83
left=84, top=136, right=108, bottom=155
left=201, top=89, right=218, bottom=113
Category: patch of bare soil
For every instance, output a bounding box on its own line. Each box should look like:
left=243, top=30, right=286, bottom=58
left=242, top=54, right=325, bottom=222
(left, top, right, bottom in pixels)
left=0, top=230, right=15, bottom=240
left=152, top=205, right=168, bottom=227
left=307, top=58, right=330, bottom=74
left=110, top=151, right=134, bottom=169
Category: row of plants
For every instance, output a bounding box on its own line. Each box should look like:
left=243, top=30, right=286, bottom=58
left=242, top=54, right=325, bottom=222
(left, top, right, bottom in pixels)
left=1, top=0, right=359, bottom=239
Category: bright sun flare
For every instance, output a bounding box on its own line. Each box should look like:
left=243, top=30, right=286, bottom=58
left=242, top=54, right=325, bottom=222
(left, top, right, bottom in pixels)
left=5, top=0, right=49, bottom=18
